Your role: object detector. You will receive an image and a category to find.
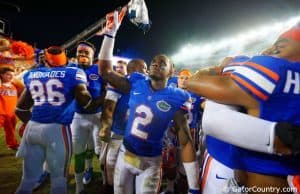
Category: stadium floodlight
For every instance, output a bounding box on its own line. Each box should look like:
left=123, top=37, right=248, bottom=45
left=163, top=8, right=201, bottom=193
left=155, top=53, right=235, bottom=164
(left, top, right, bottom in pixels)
left=171, top=15, right=300, bottom=69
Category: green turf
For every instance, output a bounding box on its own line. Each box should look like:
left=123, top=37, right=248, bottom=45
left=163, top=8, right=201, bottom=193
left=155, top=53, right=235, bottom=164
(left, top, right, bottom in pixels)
left=0, top=127, right=103, bottom=194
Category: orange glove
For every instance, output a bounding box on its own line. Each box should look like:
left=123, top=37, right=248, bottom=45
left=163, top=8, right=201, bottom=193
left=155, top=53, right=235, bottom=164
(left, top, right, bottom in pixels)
left=103, top=7, right=127, bottom=37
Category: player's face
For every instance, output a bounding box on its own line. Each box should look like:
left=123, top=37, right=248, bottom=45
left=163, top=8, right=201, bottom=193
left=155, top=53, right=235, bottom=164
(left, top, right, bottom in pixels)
left=149, top=55, right=171, bottom=81
left=38, top=51, right=46, bottom=65
left=76, top=45, right=94, bottom=68
left=261, top=45, right=277, bottom=56
left=273, top=38, right=300, bottom=61
left=127, top=60, right=148, bottom=75
left=137, top=63, right=148, bottom=75
left=115, top=62, right=127, bottom=75
left=1, top=71, right=14, bottom=83
left=178, top=75, right=190, bottom=89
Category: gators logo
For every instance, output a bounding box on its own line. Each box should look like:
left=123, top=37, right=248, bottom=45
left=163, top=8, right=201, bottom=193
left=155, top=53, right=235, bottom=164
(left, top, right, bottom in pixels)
left=156, top=100, right=171, bottom=112
left=89, top=73, right=99, bottom=80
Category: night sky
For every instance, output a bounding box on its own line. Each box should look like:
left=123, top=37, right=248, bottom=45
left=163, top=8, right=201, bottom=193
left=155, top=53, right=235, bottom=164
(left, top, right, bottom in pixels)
left=1, top=0, right=300, bottom=64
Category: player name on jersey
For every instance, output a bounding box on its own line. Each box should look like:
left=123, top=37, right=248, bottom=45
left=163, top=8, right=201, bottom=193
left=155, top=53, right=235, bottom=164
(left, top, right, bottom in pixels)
left=284, top=70, right=300, bottom=94
left=28, top=71, right=66, bottom=79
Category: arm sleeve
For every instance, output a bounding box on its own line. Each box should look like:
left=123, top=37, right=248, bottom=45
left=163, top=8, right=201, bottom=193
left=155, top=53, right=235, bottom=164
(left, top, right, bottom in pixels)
left=202, top=100, right=276, bottom=154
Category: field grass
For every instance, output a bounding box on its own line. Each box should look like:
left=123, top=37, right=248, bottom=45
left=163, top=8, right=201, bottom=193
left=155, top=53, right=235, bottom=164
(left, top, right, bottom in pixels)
left=0, top=126, right=104, bottom=194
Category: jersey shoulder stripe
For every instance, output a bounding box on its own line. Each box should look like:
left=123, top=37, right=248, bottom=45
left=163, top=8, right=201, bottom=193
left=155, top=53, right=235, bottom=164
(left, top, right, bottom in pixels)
left=232, top=65, right=276, bottom=94
left=230, top=74, right=268, bottom=100
left=244, top=61, right=279, bottom=81
left=230, top=57, right=281, bottom=101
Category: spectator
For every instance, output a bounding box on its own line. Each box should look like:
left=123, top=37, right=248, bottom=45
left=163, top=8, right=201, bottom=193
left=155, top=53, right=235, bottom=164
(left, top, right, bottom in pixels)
left=0, top=67, right=19, bottom=150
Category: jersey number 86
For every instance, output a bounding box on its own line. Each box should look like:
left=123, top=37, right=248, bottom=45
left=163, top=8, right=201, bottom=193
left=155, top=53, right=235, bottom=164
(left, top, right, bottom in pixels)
left=29, top=79, right=66, bottom=106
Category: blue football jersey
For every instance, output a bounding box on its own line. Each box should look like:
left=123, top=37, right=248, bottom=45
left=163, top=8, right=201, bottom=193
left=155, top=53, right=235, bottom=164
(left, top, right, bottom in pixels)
left=188, top=92, right=204, bottom=129
left=222, top=55, right=250, bottom=75
left=208, top=55, right=300, bottom=175
left=123, top=73, right=192, bottom=157
left=68, top=64, right=105, bottom=114
left=166, top=91, right=203, bottom=134
left=167, top=76, right=178, bottom=87
left=23, top=66, right=87, bottom=124
left=106, top=85, right=130, bottom=136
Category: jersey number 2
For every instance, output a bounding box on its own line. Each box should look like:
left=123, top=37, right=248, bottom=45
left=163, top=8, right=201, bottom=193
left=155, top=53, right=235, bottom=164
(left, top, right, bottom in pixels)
left=131, top=105, right=153, bottom=140
left=29, top=79, right=65, bottom=106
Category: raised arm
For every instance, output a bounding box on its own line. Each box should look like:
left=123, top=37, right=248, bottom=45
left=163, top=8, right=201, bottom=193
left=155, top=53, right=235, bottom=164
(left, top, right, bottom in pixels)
left=98, top=10, right=130, bottom=93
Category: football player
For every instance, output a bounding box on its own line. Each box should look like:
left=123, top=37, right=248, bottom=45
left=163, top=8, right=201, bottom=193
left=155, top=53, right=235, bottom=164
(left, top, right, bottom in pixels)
left=69, top=41, right=105, bottom=194
left=15, top=46, right=100, bottom=194
left=99, top=59, right=147, bottom=193
left=185, top=25, right=300, bottom=193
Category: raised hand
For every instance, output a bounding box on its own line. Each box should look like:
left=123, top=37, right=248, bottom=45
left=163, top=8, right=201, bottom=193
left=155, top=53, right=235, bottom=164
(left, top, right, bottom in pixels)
left=103, top=7, right=127, bottom=38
